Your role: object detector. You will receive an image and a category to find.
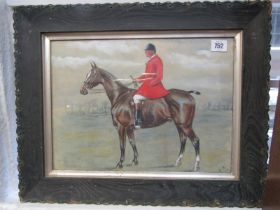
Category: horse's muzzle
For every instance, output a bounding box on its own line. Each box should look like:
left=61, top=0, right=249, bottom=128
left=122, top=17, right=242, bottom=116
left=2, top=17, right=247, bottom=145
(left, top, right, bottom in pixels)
left=80, top=86, right=88, bottom=95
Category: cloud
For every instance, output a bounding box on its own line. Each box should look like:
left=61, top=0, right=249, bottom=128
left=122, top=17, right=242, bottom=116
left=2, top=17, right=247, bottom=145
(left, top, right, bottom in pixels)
left=51, top=56, right=96, bottom=70
left=164, top=52, right=232, bottom=76
left=51, top=55, right=142, bottom=70
left=65, top=40, right=141, bottom=56
left=196, top=50, right=211, bottom=58
left=162, top=51, right=233, bottom=95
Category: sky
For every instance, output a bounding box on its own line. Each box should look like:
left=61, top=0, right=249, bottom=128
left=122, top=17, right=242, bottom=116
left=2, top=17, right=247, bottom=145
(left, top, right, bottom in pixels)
left=50, top=37, right=234, bottom=110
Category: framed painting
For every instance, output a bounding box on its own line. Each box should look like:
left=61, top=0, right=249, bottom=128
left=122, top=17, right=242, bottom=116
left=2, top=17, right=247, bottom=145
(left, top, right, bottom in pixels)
left=14, top=1, right=271, bottom=207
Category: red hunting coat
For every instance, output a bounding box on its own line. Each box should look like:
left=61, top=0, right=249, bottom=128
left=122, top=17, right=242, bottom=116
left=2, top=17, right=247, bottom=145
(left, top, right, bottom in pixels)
left=135, top=55, right=169, bottom=99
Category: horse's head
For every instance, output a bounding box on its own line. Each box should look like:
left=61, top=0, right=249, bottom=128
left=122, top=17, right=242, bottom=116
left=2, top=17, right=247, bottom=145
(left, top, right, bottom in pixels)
left=80, top=62, right=103, bottom=95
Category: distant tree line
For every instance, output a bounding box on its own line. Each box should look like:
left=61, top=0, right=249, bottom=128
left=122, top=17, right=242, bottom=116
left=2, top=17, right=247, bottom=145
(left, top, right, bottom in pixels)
left=65, top=99, right=233, bottom=116
left=196, top=97, right=233, bottom=111
left=205, top=101, right=233, bottom=111
left=65, top=100, right=110, bottom=116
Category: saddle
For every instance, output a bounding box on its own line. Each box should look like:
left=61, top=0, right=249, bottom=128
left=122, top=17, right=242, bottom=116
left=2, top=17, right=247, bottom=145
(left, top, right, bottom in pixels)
left=131, top=97, right=172, bottom=128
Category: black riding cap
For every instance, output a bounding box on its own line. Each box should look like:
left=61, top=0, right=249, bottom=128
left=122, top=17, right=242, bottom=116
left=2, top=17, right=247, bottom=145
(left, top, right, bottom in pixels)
left=145, top=43, right=156, bottom=52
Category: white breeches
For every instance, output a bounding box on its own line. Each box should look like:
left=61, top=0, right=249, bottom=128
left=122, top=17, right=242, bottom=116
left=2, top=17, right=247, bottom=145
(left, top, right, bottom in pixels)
left=133, top=94, right=146, bottom=104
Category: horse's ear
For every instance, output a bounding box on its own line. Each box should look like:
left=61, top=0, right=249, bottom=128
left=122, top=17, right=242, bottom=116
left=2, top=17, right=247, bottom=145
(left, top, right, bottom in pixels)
left=91, top=61, right=97, bottom=69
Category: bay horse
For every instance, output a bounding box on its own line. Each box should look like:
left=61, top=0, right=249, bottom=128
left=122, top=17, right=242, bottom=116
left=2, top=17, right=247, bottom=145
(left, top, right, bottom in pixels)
left=80, top=62, right=201, bottom=171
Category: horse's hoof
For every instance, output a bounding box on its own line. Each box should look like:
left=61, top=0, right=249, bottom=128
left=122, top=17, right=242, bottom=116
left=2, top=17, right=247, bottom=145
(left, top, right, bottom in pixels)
left=116, top=163, right=123, bottom=169
left=133, top=160, right=138, bottom=165
left=126, top=159, right=138, bottom=167
left=174, top=160, right=182, bottom=167
left=194, top=165, right=200, bottom=172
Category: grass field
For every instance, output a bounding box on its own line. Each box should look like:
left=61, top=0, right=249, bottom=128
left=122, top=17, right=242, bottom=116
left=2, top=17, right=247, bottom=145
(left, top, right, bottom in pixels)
left=52, top=109, right=232, bottom=173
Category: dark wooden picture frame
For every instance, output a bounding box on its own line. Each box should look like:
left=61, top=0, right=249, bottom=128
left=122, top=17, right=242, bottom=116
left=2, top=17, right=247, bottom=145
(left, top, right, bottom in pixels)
left=14, top=1, right=271, bottom=206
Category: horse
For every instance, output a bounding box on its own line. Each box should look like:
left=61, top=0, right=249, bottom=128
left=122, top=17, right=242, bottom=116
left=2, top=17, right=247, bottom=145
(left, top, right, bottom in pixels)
left=80, top=62, right=201, bottom=171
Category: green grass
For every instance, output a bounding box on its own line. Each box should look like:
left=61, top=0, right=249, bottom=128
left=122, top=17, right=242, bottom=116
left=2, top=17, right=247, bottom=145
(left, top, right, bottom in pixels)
left=52, top=110, right=232, bottom=173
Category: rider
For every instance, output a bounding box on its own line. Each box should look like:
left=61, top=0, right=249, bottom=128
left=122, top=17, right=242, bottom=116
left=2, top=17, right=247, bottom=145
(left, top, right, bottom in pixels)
left=133, top=43, right=169, bottom=128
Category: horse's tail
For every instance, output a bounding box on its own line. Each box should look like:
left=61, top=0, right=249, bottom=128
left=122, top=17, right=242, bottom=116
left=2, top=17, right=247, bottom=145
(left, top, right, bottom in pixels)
left=169, top=89, right=201, bottom=96
left=188, top=90, right=201, bottom=95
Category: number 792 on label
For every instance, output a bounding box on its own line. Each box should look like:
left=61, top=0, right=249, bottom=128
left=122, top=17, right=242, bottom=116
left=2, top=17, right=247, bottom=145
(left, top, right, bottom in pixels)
left=211, top=40, right=227, bottom=52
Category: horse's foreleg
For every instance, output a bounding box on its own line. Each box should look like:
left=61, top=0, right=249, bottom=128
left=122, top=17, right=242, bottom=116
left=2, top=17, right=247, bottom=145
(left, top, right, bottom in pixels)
left=175, top=125, right=187, bottom=167
left=116, top=126, right=126, bottom=169
left=127, top=128, right=139, bottom=166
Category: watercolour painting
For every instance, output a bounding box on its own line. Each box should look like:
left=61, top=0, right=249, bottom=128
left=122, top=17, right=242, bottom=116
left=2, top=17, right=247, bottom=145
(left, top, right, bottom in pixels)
left=43, top=31, right=241, bottom=179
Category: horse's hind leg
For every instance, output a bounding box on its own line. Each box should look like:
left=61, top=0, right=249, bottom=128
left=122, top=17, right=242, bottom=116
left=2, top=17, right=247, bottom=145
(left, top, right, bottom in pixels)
left=191, top=135, right=200, bottom=172
left=116, top=126, right=126, bottom=169
left=182, top=127, right=200, bottom=171
left=174, top=125, right=187, bottom=167
left=126, top=127, right=139, bottom=166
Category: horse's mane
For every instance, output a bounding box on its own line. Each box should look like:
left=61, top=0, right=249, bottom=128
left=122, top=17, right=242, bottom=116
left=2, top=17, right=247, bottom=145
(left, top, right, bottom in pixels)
left=98, top=68, right=134, bottom=91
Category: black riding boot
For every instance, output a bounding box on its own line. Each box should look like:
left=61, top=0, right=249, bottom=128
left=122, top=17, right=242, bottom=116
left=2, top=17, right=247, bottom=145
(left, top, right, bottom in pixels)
left=134, top=103, right=142, bottom=129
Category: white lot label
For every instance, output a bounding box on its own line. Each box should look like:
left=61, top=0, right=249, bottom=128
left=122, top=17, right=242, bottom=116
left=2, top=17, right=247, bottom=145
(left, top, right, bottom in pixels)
left=211, top=40, right=227, bottom=52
